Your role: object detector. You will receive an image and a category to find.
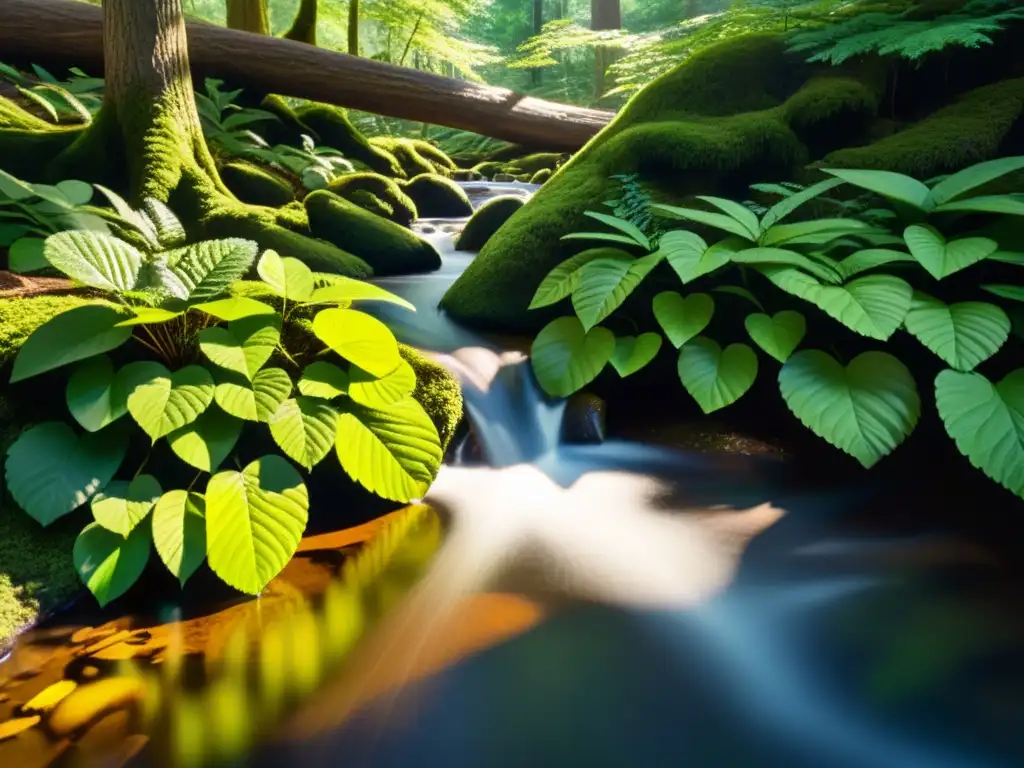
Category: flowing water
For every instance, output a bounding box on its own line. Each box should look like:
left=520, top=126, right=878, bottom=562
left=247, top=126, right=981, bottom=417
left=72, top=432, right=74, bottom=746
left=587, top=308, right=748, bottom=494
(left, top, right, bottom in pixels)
left=1, top=183, right=1023, bottom=767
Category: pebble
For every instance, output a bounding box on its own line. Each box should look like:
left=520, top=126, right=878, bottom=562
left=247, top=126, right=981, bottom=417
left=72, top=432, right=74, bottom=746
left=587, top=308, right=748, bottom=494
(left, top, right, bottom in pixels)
left=47, top=678, right=146, bottom=737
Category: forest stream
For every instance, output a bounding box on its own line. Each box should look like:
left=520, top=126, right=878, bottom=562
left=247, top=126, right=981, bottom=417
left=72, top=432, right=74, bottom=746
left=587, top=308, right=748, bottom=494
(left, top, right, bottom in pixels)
left=2, top=183, right=1024, bottom=768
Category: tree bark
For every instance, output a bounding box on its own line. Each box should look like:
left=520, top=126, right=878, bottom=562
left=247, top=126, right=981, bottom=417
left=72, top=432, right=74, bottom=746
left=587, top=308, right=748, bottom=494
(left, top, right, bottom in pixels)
left=591, top=0, right=622, bottom=99
left=226, top=0, right=269, bottom=36
left=348, top=0, right=359, bottom=56
left=283, top=0, right=318, bottom=46
left=0, top=0, right=611, bottom=150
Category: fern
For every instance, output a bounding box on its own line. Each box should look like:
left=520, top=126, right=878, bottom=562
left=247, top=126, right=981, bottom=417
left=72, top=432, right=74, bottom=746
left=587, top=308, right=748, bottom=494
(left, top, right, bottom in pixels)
left=604, top=174, right=664, bottom=243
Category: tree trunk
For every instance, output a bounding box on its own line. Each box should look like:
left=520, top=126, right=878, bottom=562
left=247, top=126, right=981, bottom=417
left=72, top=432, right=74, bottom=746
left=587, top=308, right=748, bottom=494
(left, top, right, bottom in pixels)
left=0, top=0, right=613, bottom=151
left=226, top=0, right=269, bottom=36
left=348, top=0, right=359, bottom=56
left=531, top=0, right=543, bottom=87
left=283, top=0, right=318, bottom=46
left=591, top=0, right=621, bottom=99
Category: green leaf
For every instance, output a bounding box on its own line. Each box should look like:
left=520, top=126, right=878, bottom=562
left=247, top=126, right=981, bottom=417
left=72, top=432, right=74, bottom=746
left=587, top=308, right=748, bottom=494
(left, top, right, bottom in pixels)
left=114, top=307, right=183, bottom=327
left=73, top=521, right=151, bottom=607
left=610, top=333, right=662, bottom=377
left=694, top=196, right=760, bottom=240
left=989, top=251, right=1024, bottom=267
left=93, top=185, right=159, bottom=248
left=981, top=284, right=1024, bottom=303
left=167, top=406, right=242, bottom=471
left=779, top=350, right=920, bottom=468
left=932, top=195, right=1024, bottom=217
left=205, top=455, right=309, bottom=595
left=761, top=218, right=873, bottom=247
left=312, top=308, right=401, bottom=378
left=348, top=360, right=416, bottom=408
left=55, top=180, right=93, bottom=206
left=307, top=279, right=415, bottom=311
left=839, top=249, right=915, bottom=279
left=11, top=303, right=131, bottom=383
left=257, top=249, right=315, bottom=301
left=652, top=291, right=714, bottom=349
left=42, top=230, right=143, bottom=292
left=190, top=296, right=276, bottom=321
left=657, top=231, right=727, bottom=284
left=335, top=399, right=442, bottom=502
left=5, top=422, right=128, bottom=526
left=561, top=232, right=647, bottom=248
left=935, top=369, right=1024, bottom=499
left=0, top=168, right=36, bottom=200
left=528, top=249, right=617, bottom=310
left=582, top=211, right=651, bottom=249
left=152, top=491, right=207, bottom=587
left=199, top=314, right=282, bottom=381
left=732, top=247, right=841, bottom=283
left=744, top=311, right=806, bottom=363
left=298, top=361, right=349, bottom=400
left=8, top=238, right=49, bottom=273
left=927, top=156, right=1024, bottom=207
left=168, top=238, right=258, bottom=301
left=141, top=198, right=186, bottom=248
left=760, top=267, right=912, bottom=341
left=903, top=225, right=997, bottom=280
left=269, top=397, right=339, bottom=471
left=903, top=293, right=1009, bottom=372
left=652, top=203, right=756, bottom=241
left=677, top=337, right=758, bottom=414
left=214, top=367, right=292, bottom=422
left=761, top=177, right=844, bottom=230
left=571, top=252, right=662, bottom=331
left=91, top=475, right=162, bottom=537
left=65, top=356, right=157, bottom=433
left=127, top=364, right=215, bottom=441
left=713, top=285, right=764, bottom=310
left=822, top=168, right=931, bottom=211
left=530, top=316, right=615, bottom=397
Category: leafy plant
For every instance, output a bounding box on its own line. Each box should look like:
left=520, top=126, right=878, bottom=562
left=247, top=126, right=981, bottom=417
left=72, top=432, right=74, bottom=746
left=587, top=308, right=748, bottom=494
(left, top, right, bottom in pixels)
left=529, top=156, right=1024, bottom=500
left=5, top=222, right=441, bottom=605
left=247, top=134, right=355, bottom=190
left=196, top=78, right=280, bottom=159
left=0, top=62, right=102, bottom=124
left=602, top=173, right=663, bottom=243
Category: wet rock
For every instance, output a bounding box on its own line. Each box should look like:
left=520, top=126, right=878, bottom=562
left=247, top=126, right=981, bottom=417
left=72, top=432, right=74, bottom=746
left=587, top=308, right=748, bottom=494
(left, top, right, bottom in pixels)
left=493, top=173, right=516, bottom=182
left=561, top=393, right=606, bottom=445
left=453, top=170, right=483, bottom=181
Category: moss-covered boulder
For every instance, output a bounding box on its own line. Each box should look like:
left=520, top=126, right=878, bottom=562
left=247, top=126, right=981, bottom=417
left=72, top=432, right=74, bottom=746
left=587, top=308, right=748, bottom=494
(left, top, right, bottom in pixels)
left=400, top=345, right=463, bottom=450
left=441, top=33, right=1024, bottom=332
left=346, top=189, right=393, bottom=220
left=305, top=191, right=441, bottom=275
left=296, top=103, right=406, bottom=178
left=401, top=174, right=474, bottom=218
left=471, top=161, right=504, bottom=179
left=220, top=161, right=296, bottom=207
left=504, top=152, right=566, bottom=176
left=326, top=172, right=418, bottom=226
left=530, top=168, right=553, bottom=184
left=454, top=196, right=525, bottom=252
left=370, top=137, right=457, bottom=178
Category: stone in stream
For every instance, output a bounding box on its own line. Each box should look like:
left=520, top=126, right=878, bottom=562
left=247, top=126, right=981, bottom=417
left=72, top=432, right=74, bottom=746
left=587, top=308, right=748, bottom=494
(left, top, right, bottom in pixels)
left=561, top=392, right=606, bottom=445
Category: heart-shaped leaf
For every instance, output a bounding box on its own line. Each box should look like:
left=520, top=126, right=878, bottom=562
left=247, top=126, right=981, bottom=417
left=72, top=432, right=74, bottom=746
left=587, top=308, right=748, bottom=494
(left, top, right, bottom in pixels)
left=190, top=297, right=276, bottom=322
left=313, top=308, right=402, bottom=378
left=744, top=310, right=806, bottom=363
left=127, top=364, right=215, bottom=441
left=152, top=491, right=207, bottom=587
left=11, top=303, right=132, bottom=383
left=269, top=397, right=340, bottom=471
left=677, top=337, right=758, bottom=414
left=205, top=455, right=310, bottom=594
left=839, top=249, right=915, bottom=280
left=167, top=405, right=242, bottom=471
left=66, top=356, right=161, bottom=433
left=529, top=249, right=618, bottom=310
left=73, top=521, right=151, bottom=607
left=610, top=333, right=662, bottom=377
left=297, top=361, right=349, bottom=400
left=336, top=399, right=443, bottom=502
left=903, top=225, right=998, bottom=280
left=308, top=278, right=416, bottom=311
left=652, top=291, right=714, bottom=348
left=761, top=267, right=912, bottom=341
left=257, top=249, right=315, bottom=301
left=91, top=475, right=162, bottom=537
left=571, top=252, right=662, bottom=331
left=199, top=314, right=282, bottom=381
left=167, top=238, right=258, bottom=301
left=43, top=230, right=144, bottom=292
left=348, top=360, right=417, bottom=408
left=903, top=292, right=1010, bottom=371
left=982, top=284, right=1024, bottom=303
left=5, top=422, right=128, bottom=526
left=935, top=368, right=1024, bottom=498
left=214, top=367, right=293, bottom=422
left=658, top=231, right=726, bottom=284
left=8, top=238, right=49, bottom=274
left=779, top=350, right=920, bottom=468
left=530, top=316, right=615, bottom=397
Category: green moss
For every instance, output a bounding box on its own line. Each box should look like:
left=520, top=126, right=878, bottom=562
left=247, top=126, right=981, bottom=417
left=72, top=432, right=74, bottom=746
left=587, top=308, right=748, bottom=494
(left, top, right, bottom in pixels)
left=370, top=137, right=455, bottom=178
left=305, top=190, right=441, bottom=275
left=504, top=152, right=566, bottom=175
left=0, top=295, right=92, bottom=366
left=220, top=161, right=296, bottom=207
left=454, top=196, right=525, bottom=252
left=530, top=168, right=553, bottom=184
left=401, top=174, right=474, bottom=218
left=399, top=345, right=463, bottom=451
left=409, top=141, right=458, bottom=174
left=258, top=94, right=316, bottom=147
left=326, top=172, right=418, bottom=226
left=348, top=189, right=395, bottom=219
left=296, top=104, right=404, bottom=177
left=282, top=0, right=318, bottom=45
left=823, top=78, right=1024, bottom=177
left=471, top=161, right=504, bottom=179
left=275, top=200, right=310, bottom=231
left=783, top=76, right=880, bottom=153
left=0, top=97, right=83, bottom=182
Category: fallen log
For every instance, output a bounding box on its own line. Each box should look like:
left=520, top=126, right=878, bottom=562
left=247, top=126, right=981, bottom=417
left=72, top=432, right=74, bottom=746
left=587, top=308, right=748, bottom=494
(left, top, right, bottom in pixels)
left=0, top=0, right=615, bottom=151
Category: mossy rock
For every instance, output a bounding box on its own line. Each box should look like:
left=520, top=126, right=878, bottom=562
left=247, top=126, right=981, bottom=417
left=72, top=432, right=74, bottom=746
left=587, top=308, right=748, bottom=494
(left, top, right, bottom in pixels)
left=258, top=94, right=315, bottom=147
left=296, top=103, right=405, bottom=178
left=401, top=174, right=474, bottom=218
left=220, top=161, right=296, bottom=207
left=348, top=189, right=395, bottom=220
left=441, top=32, right=1024, bottom=332
left=530, top=168, right=553, bottom=184
left=326, top=172, right=418, bottom=226
left=305, top=190, right=441, bottom=275
left=504, top=152, right=566, bottom=175
left=371, top=137, right=457, bottom=178
left=470, top=161, right=504, bottom=179
left=454, top=196, right=525, bottom=252
left=400, top=345, right=463, bottom=450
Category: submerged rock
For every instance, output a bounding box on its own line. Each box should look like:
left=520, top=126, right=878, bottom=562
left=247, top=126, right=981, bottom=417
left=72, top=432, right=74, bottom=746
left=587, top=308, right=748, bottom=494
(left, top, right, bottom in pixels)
left=401, top=174, right=474, bottom=218
left=561, top=392, right=606, bottom=445
left=455, top=196, right=525, bottom=252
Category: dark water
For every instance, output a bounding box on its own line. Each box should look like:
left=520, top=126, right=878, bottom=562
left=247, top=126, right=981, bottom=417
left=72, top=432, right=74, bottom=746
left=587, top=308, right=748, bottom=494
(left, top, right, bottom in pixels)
left=2, top=183, right=1023, bottom=767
